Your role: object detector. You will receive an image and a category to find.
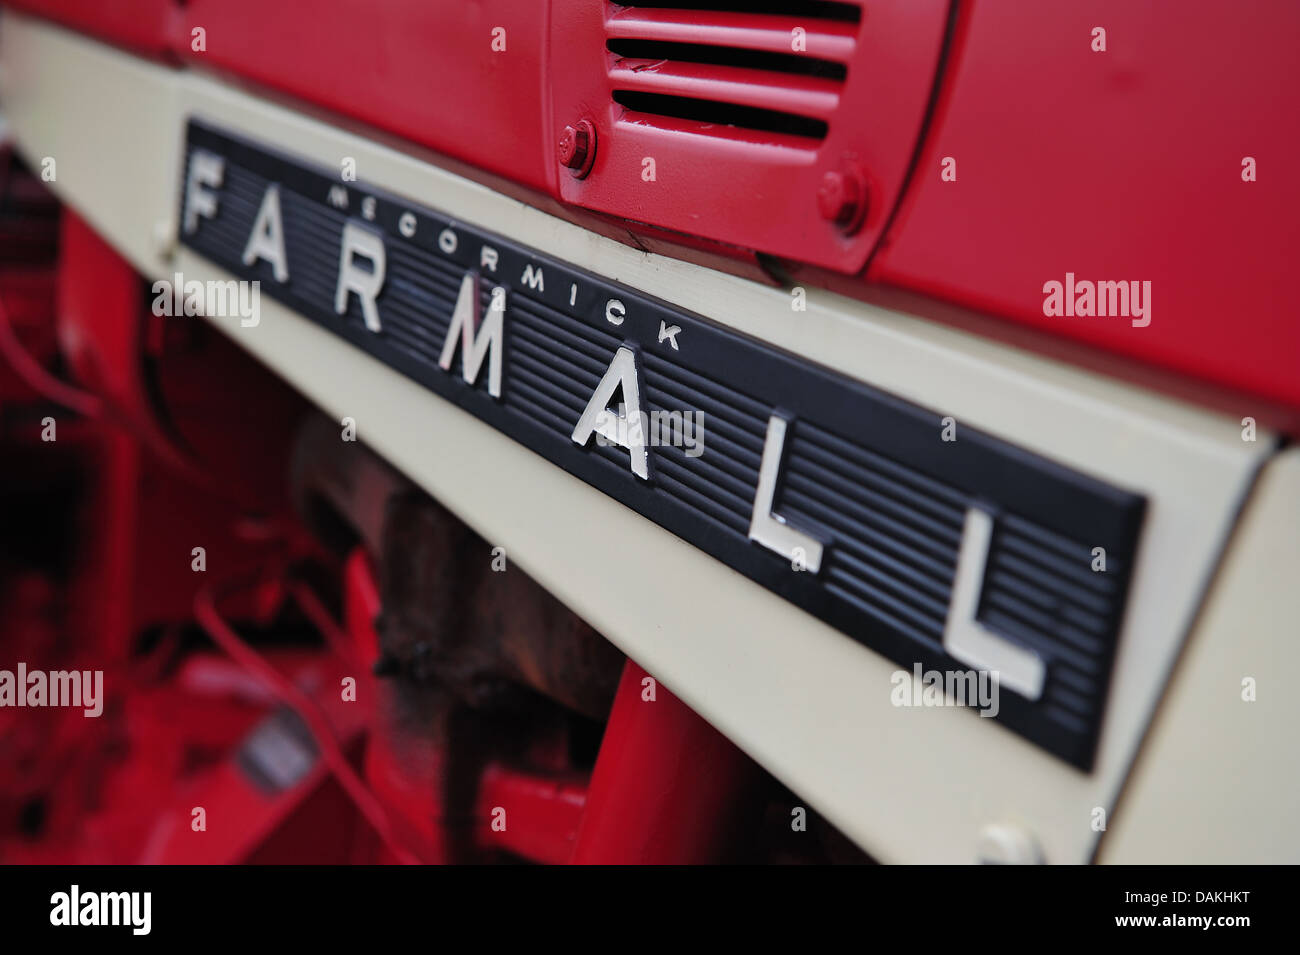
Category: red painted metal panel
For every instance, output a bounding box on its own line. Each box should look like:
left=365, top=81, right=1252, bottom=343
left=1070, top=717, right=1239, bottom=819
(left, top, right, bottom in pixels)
left=10, top=0, right=1295, bottom=411
left=25, top=0, right=942, bottom=274
left=550, top=0, right=949, bottom=273
left=173, top=0, right=554, bottom=194
left=869, top=0, right=1300, bottom=410
left=4, top=0, right=178, bottom=57
left=571, top=661, right=761, bottom=864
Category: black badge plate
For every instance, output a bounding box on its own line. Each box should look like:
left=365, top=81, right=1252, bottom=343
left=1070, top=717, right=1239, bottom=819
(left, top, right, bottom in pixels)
left=178, top=120, right=1145, bottom=770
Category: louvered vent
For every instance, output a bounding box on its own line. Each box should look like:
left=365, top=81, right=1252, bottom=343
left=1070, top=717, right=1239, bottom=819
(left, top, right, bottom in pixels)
left=606, top=1, right=863, bottom=144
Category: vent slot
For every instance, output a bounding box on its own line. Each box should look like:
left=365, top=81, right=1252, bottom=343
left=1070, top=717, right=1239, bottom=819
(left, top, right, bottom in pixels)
left=607, top=39, right=848, bottom=81
left=605, top=2, right=860, bottom=143
left=612, top=89, right=829, bottom=139
left=612, top=1, right=862, bottom=23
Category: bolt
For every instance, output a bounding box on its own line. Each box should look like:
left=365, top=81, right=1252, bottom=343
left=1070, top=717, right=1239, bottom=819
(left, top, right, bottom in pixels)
left=976, top=822, right=1045, bottom=864
left=558, top=119, right=596, bottom=179
left=817, top=164, right=868, bottom=234
left=152, top=219, right=176, bottom=262
left=558, top=126, right=585, bottom=167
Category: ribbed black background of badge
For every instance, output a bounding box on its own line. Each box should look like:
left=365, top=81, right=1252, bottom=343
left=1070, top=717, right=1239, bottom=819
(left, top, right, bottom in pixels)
left=179, top=121, right=1145, bottom=769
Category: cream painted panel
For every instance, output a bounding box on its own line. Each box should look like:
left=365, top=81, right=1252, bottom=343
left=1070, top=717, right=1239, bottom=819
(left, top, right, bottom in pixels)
left=1101, top=451, right=1300, bottom=864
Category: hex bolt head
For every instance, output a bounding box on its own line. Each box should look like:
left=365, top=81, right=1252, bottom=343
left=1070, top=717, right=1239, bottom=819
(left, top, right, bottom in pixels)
left=558, top=125, right=584, bottom=167
left=817, top=164, right=868, bottom=234
left=559, top=119, right=597, bottom=179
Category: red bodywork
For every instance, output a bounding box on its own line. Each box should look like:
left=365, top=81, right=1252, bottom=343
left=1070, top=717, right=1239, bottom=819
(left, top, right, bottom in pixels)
left=8, top=0, right=1296, bottom=421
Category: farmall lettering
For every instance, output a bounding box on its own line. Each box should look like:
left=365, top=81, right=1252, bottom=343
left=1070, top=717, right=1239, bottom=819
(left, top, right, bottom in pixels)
left=180, top=151, right=1041, bottom=701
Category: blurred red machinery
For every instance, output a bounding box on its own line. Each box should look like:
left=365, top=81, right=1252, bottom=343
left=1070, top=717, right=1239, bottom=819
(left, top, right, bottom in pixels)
left=0, top=159, right=838, bottom=863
